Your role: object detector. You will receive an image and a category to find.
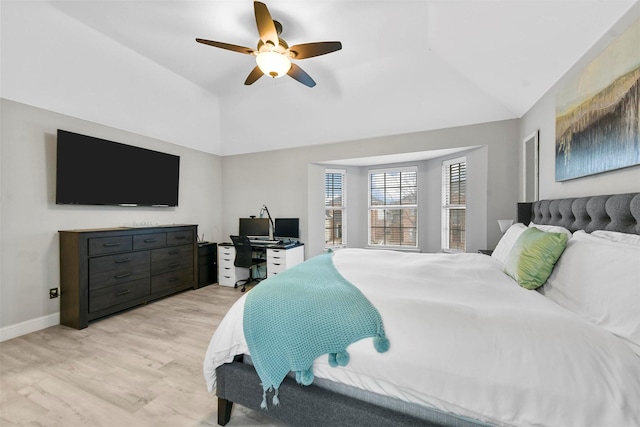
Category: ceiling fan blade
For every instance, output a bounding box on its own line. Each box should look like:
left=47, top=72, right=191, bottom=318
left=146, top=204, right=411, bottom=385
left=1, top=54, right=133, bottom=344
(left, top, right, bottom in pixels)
left=287, top=63, right=316, bottom=88
left=254, top=1, right=279, bottom=47
left=244, top=66, right=264, bottom=85
left=196, top=38, right=256, bottom=55
left=289, top=41, right=343, bottom=59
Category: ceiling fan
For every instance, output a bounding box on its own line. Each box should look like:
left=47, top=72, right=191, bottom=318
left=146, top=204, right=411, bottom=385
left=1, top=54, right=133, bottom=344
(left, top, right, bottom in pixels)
left=196, top=1, right=342, bottom=88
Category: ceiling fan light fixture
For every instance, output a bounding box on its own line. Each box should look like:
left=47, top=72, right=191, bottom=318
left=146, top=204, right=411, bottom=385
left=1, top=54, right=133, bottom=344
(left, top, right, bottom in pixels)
left=196, top=2, right=341, bottom=87
left=256, top=51, right=291, bottom=78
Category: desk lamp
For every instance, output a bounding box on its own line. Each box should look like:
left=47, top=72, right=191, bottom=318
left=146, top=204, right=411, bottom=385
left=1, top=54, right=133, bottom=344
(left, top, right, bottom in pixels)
left=260, top=204, right=275, bottom=239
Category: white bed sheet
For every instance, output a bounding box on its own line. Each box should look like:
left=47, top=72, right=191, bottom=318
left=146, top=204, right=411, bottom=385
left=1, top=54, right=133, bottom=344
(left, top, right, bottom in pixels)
left=204, top=248, right=640, bottom=427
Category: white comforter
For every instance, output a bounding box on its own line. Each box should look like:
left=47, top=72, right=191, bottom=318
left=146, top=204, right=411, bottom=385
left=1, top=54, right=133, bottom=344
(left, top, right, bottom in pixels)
left=204, top=249, right=640, bottom=427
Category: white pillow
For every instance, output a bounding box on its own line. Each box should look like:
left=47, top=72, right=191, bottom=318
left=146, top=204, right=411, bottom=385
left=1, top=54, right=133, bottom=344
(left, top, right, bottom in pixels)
left=539, top=230, right=640, bottom=356
left=591, top=230, right=640, bottom=246
left=491, top=223, right=527, bottom=264
left=528, top=222, right=573, bottom=240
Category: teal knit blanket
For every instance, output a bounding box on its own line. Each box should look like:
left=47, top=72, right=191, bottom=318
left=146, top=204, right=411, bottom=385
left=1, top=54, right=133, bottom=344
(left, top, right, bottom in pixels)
left=243, top=252, right=390, bottom=408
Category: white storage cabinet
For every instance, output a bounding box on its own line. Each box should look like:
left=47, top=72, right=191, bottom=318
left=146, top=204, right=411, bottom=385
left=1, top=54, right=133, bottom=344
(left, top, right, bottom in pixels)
left=266, top=245, right=304, bottom=278
left=217, top=243, right=249, bottom=287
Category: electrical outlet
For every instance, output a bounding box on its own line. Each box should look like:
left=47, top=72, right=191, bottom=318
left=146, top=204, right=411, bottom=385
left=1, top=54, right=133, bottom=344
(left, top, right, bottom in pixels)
left=49, top=287, right=59, bottom=299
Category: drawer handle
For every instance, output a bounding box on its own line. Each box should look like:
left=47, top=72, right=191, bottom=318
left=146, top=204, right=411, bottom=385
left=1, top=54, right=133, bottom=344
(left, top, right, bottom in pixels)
left=144, top=238, right=157, bottom=243
left=273, top=263, right=281, bottom=266
left=115, top=258, right=131, bottom=264
left=169, top=262, right=180, bottom=268
left=115, top=289, right=131, bottom=296
left=168, top=277, right=179, bottom=282
left=103, top=242, right=122, bottom=247
left=174, top=236, right=186, bottom=240
left=168, top=250, right=180, bottom=255
left=115, top=273, right=131, bottom=279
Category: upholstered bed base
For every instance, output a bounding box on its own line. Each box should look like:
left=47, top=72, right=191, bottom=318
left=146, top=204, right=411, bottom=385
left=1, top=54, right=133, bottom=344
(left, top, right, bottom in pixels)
left=216, top=355, right=485, bottom=426
left=216, top=357, right=452, bottom=427
left=216, top=192, right=640, bottom=427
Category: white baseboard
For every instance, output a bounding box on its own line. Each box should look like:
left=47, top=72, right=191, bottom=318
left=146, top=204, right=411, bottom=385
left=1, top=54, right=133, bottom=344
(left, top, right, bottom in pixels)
left=0, top=313, right=60, bottom=342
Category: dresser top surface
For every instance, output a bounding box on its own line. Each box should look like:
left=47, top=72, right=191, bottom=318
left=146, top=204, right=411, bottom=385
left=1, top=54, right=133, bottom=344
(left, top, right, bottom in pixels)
left=59, top=224, right=197, bottom=234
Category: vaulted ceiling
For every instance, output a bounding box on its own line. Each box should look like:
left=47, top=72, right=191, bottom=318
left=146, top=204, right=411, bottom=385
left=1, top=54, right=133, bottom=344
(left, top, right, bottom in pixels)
left=1, top=1, right=637, bottom=155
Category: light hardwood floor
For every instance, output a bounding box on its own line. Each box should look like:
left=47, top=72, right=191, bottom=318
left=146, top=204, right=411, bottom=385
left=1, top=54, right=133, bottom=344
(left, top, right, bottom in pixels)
left=0, top=285, right=282, bottom=427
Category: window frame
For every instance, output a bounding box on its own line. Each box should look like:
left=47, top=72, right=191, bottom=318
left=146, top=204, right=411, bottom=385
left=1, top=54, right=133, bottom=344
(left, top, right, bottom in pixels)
left=367, top=166, right=418, bottom=249
left=324, top=169, right=346, bottom=248
left=441, top=157, right=467, bottom=253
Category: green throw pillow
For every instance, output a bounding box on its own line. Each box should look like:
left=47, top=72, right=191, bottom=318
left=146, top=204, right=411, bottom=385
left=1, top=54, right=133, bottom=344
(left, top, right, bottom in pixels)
left=504, top=227, right=568, bottom=290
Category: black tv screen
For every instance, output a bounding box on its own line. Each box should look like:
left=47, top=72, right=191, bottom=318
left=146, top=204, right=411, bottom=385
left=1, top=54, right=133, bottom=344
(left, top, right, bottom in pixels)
left=56, top=129, right=180, bottom=207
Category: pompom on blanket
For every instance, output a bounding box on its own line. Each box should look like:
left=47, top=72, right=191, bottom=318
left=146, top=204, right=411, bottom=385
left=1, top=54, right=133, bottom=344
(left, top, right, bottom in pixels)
left=243, top=252, right=390, bottom=409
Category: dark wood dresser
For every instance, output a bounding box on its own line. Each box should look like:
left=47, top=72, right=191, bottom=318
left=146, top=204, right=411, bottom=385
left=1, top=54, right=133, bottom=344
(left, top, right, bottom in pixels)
left=59, top=224, right=198, bottom=329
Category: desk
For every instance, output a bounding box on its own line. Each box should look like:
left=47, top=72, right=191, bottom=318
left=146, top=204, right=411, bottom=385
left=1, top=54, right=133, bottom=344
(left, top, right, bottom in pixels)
left=217, top=242, right=304, bottom=287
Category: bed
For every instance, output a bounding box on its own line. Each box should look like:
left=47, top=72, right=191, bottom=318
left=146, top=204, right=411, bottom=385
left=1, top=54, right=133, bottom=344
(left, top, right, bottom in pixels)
left=203, top=192, right=640, bottom=427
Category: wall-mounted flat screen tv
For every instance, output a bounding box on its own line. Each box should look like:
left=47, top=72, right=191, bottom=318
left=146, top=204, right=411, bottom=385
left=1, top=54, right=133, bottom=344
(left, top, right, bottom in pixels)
left=56, top=129, right=180, bottom=207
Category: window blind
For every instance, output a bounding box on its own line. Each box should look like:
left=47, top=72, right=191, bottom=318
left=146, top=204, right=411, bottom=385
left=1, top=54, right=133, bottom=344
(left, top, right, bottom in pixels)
left=442, top=158, right=466, bottom=252
left=325, top=170, right=346, bottom=247
left=368, top=167, right=417, bottom=247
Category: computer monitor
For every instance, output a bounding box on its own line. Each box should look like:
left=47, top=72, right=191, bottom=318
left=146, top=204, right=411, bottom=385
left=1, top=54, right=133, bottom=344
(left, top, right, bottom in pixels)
left=274, top=218, right=300, bottom=240
left=238, top=218, right=270, bottom=239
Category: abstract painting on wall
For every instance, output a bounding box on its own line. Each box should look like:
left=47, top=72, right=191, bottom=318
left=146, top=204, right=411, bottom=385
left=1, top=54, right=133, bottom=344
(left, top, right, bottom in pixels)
left=555, top=19, right=640, bottom=181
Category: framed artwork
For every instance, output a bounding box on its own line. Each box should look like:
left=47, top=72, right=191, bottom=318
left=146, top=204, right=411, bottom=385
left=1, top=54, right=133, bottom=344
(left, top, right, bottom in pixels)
left=555, top=19, right=640, bottom=181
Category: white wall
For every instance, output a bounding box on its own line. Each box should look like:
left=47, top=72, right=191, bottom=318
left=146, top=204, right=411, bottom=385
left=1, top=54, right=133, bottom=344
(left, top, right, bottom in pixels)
left=520, top=4, right=640, bottom=198
left=0, top=99, right=222, bottom=338
left=225, top=119, right=520, bottom=259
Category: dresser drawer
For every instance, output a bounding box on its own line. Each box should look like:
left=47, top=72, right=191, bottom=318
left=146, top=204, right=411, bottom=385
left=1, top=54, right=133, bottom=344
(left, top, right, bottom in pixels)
left=151, top=245, right=193, bottom=275
left=152, top=256, right=193, bottom=275
left=133, top=232, right=166, bottom=250
left=152, top=244, right=193, bottom=262
left=167, top=230, right=193, bottom=246
left=89, top=261, right=150, bottom=291
left=151, top=268, right=193, bottom=294
left=89, top=278, right=150, bottom=313
left=89, top=251, right=150, bottom=275
left=88, top=236, right=132, bottom=256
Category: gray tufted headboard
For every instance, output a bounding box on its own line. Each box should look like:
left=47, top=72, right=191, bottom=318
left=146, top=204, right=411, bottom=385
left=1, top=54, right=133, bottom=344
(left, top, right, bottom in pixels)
left=517, top=192, right=640, bottom=235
